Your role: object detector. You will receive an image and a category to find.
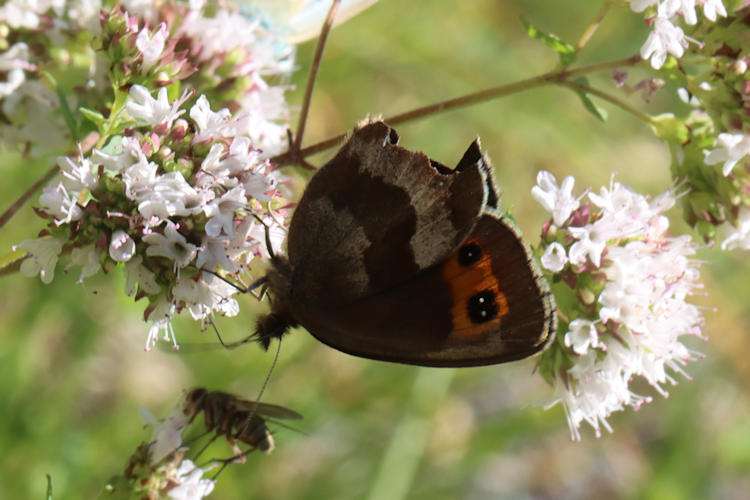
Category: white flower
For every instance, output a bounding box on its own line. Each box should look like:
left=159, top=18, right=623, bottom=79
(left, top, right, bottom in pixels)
left=541, top=242, right=568, bottom=272
left=143, top=222, right=198, bottom=270
left=531, top=171, right=580, bottom=226
left=109, top=230, right=136, bottom=262
left=568, top=224, right=608, bottom=267
left=126, top=85, right=188, bottom=130
left=145, top=297, right=177, bottom=351
left=630, top=0, right=659, bottom=13
left=658, top=0, right=698, bottom=25
left=167, top=459, right=216, bottom=499
left=13, top=236, right=64, bottom=284
left=136, top=172, right=208, bottom=221
left=122, top=156, right=159, bottom=200
left=58, top=154, right=98, bottom=193
left=701, top=0, right=727, bottom=22
left=704, top=132, right=750, bottom=177
left=195, top=235, right=236, bottom=273
left=92, top=136, right=145, bottom=173
left=140, top=405, right=190, bottom=464
left=172, top=273, right=239, bottom=320
left=564, top=319, right=601, bottom=355
left=203, top=185, right=246, bottom=238
left=721, top=207, right=750, bottom=251
left=135, top=22, right=168, bottom=71
left=39, top=182, right=83, bottom=226
left=190, top=95, right=233, bottom=142
left=123, top=255, right=161, bottom=296
left=0, top=43, right=32, bottom=98
left=68, top=247, right=101, bottom=283
left=0, top=0, right=65, bottom=29
left=640, top=16, right=689, bottom=70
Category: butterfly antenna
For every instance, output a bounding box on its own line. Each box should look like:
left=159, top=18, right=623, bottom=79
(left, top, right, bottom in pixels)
left=235, top=338, right=284, bottom=439
left=250, top=213, right=278, bottom=261
left=292, top=0, right=342, bottom=160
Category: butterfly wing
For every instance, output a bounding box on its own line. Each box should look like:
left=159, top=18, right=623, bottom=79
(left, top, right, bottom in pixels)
left=290, top=213, right=555, bottom=367
left=244, top=0, right=379, bottom=44
left=287, top=120, right=494, bottom=308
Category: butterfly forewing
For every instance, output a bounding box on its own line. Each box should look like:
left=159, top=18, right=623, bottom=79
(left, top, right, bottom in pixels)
left=286, top=121, right=488, bottom=308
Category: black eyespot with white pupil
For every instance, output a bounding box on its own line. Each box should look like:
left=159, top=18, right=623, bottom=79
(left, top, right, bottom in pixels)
left=458, top=243, right=482, bottom=266
left=467, top=290, right=498, bottom=324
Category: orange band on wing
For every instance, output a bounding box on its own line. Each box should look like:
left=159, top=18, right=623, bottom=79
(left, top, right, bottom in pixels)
left=441, top=239, right=509, bottom=339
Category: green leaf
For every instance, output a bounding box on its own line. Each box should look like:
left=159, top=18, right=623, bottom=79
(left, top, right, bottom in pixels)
left=42, top=71, right=79, bottom=142
left=0, top=248, right=26, bottom=278
left=46, top=474, right=53, bottom=500
left=521, top=17, right=577, bottom=67
left=571, top=77, right=608, bottom=122
left=80, top=107, right=107, bottom=130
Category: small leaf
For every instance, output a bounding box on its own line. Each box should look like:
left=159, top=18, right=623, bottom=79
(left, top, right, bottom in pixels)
left=42, top=71, right=79, bottom=142
left=80, top=108, right=107, bottom=129
left=521, top=17, right=577, bottom=67
left=571, top=78, right=608, bottom=122
left=0, top=248, right=27, bottom=278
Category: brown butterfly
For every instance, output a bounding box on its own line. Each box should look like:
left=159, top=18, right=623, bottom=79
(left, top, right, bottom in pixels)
left=250, top=119, right=555, bottom=367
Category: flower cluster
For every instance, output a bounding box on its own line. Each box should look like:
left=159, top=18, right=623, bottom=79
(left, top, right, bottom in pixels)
left=13, top=2, right=294, bottom=349
left=108, top=404, right=214, bottom=499
left=16, top=84, right=290, bottom=350
left=1, top=0, right=294, bottom=156
left=638, top=5, right=750, bottom=250
left=630, top=0, right=728, bottom=69
left=532, top=171, right=705, bottom=440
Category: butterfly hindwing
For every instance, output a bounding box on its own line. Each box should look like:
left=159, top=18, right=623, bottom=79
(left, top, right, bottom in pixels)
left=290, top=213, right=554, bottom=367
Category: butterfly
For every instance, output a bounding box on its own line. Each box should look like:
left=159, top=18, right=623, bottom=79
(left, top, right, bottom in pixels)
left=253, top=119, right=556, bottom=367
left=245, top=0, right=378, bottom=44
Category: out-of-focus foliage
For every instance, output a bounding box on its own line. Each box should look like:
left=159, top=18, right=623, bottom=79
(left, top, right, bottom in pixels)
left=2, top=1, right=750, bottom=499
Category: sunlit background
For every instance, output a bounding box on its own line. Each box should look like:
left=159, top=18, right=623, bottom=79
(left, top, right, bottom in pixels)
left=2, top=1, right=750, bottom=498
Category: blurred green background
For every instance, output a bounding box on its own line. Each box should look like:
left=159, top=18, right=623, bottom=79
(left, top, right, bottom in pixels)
left=2, top=0, right=750, bottom=498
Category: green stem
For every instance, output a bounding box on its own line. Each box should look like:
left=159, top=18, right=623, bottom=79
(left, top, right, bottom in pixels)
left=273, top=54, right=643, bottom=165
left=561, top=79, right=658, bottom=125
left=575, top=0, right=615, bottom=52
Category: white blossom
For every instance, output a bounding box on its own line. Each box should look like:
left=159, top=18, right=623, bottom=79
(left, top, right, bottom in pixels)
left=68, top=247, right=102, bottom=283
left=0, top=43, right=32, bottom=98
left=167, top=459, right=216, bottom=500
left=721, top=207, right=750, bottom=251
left=140, top=405, right=190, bottom=464
left=564, top=319, right=601, bottom=355
left=640, top=16, right=689, bottom=70
left=126, top=85, right=188, bottom=130
left=135, top=22, right=168, bottom=71
left=701, top=0, right=727, bottom=21
left=203, top=185, right=246, bottom=238
left=143, top=222, right=198, bottom=270
left=190, top=95, right=234, bottom=142
left=39, top=182, right=83, bottom=226
left=123, top=255, right=161, bottom=296
left=704, top=132, right=750, bottom=177
left=109, top=230, right=136, bottom=262
left=541, top=242, right=568, bottom=272
left=13, top=236, right=64, bottom=284
left=531, top=171, right=580, bottom=226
